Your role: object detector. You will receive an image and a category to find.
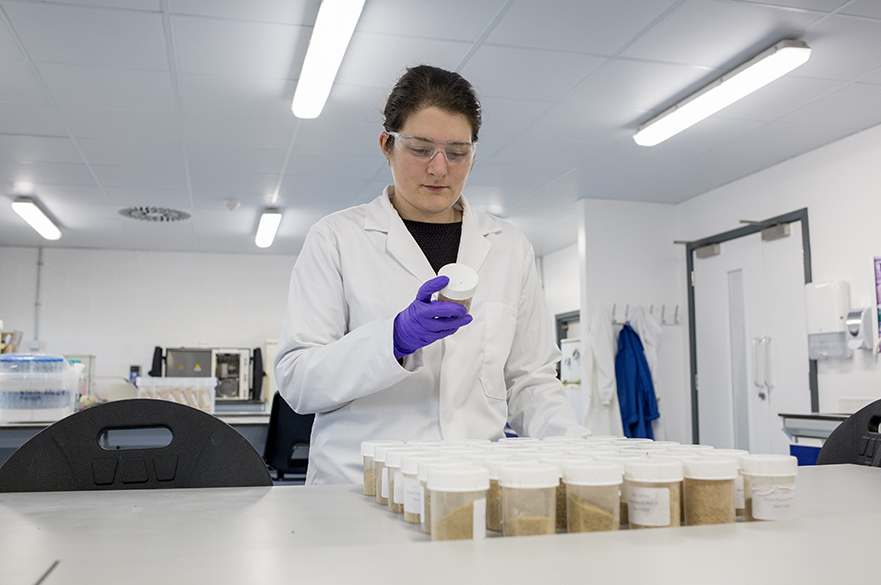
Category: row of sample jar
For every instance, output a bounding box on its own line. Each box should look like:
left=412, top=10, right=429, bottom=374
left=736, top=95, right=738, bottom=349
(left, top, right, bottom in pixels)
left=361, top=436, right=798, bottom=542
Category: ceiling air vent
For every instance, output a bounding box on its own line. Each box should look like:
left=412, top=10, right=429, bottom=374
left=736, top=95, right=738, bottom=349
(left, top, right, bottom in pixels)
left=118, top=207, right=191, bottom=222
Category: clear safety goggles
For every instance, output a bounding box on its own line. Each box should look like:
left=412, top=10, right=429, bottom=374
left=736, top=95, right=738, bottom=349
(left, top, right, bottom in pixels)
left=387, top=132, right=477, bottom=165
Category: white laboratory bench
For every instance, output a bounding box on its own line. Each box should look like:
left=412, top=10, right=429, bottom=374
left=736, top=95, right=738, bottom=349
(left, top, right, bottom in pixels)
left=0, top=464, right=877, bottom=584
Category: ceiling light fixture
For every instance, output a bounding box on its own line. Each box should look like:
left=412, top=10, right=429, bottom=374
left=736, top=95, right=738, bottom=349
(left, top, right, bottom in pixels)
left=291, top=0, right=366, bottom=119
left=255, top=209, right=282, bottom=248
left=633, top=40, right=811, bottom=147
left=11, top=197, right=61, bottom=241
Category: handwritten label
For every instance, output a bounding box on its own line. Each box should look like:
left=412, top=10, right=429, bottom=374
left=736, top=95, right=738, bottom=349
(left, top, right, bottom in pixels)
left=628, top=486, right=671, bottom=526
left=403, top=477, right=423, bottom=516
left=752, top=485, right=795, bottom=521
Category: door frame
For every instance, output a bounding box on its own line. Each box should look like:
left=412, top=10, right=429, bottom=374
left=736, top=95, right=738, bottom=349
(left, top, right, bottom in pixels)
left=686, top=208, right=816, bottom=443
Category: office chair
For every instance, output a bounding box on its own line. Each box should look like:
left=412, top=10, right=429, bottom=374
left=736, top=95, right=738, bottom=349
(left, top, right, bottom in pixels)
left=816, top=398, right=881, bottom=466
left=263, top=392, right=314, bottom=481
left=0, top=399, right=272, bottom=492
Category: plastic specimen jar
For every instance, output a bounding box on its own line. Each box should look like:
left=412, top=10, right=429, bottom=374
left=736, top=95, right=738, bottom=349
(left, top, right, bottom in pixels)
left=361, top=440, right=401, bottom=497
left=539, top=455, right=592, bottom=531
left=499, top=463, right=559, bottom=537
left=740, top=454, right=798, bottom=522
left=429, top=465, right=490, bottom=541
left=682, top=457, right=738, bottom=525
left=595, top=453, right=641, bottom=527
left=481, top=455, right=515, bottom=531
left=437, top=263, right=479, bottom=312
left=563, top=461, right=623, bottom=533
left=624, top=459, right=683, bottom=529
left=385, top=449, right=420, bottom=514
left=710, top=449, right=750, bottom=519
left=418, top=459, right=465, bottom=534
left=400, top=454, right=445, bottom=524
left=373, top=443, right=404, bottom=505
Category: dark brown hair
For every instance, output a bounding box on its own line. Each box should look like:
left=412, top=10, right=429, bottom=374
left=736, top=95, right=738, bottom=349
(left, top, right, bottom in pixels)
left=382, top=65, right=481, bottom=148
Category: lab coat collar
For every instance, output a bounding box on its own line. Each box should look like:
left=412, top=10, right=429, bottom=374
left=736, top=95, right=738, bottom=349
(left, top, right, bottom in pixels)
left=364, top=186, right=501, bottom=280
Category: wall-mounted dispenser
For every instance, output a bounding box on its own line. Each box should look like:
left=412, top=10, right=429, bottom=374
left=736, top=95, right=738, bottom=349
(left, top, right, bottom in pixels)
left=805, top=281, right=851, bottom=359
left=846, top=307, right=875, bottom=351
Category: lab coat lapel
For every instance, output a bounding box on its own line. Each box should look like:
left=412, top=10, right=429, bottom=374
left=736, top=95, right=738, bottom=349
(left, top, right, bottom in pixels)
left=456, top=193, right=497, bottom=273
left=364, top=186, right=436, bottom=282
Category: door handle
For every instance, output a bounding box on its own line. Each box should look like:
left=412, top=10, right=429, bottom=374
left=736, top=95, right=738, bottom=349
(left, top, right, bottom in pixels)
left=752, top=338, right=765, bottom=390
left=763, top=336, right=774, bottom=393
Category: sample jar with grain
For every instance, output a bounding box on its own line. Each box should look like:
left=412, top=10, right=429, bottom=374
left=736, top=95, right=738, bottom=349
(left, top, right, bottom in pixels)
left=418, top=459, right=466, bottom=534
left=437, top=263, right=479, bottom=313
left=624, top=459, right=683, bottom=529
left=539, top=455, right=592, bottom=531
left=400, top=454, right=447, bottom=524
left=361, top=440, right=402, bottom=497
left=594, top=453, right=641, bottom=527
left=740, top=454, right=797, bottom=522
left=681, top=457, right=738, bottom=525
left=498, top=463, right=559, bottom=537
left=710, top=449, right=750, bottom=519
left=563, top=461, right=623, bottom=533
left=385, top=448, right=421, bottom=514
left=373, top=443, right=405, bottom=505
left=428, top=465, right=490, bottom=541
left=480, top=455, right=515, bottom=531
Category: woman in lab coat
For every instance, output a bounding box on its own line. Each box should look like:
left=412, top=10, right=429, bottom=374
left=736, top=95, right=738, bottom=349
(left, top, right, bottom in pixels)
left=275, top=65, right=589, bottom=485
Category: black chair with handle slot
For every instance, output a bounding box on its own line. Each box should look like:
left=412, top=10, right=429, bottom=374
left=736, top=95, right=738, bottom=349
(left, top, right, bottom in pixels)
left=817, top=399, right=881, bottom=466
left=263, top=392, right=314, bottom=482
left=0, top=398, right=272, bottom=492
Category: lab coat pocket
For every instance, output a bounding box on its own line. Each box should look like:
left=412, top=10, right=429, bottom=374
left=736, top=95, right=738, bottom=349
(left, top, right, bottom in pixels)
left=479, top=301, right=518, bottom=401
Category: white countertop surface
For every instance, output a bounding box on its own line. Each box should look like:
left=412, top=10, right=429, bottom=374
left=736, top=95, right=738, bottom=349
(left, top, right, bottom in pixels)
left=0, top=464, right=875, bottom=584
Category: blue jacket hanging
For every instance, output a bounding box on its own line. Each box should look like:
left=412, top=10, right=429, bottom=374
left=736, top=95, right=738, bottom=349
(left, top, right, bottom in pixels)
left=615, top=324, right=660, bottom=439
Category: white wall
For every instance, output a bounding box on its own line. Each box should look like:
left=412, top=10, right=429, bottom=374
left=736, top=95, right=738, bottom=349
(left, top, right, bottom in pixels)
left=677, top=122, right=881, bottom=413
left=0, top=247, right=296, bottom=399
left=574, top=198, right=690, bottom=442
left=541, top=243, right=580, bottom=324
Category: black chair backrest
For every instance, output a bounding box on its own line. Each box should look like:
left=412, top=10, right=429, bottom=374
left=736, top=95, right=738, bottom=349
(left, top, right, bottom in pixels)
left=263, top=392, right=314, bottom=475
left=0, top=399, right=272, bottom=492
left=817, top=399, right=881, bottom=466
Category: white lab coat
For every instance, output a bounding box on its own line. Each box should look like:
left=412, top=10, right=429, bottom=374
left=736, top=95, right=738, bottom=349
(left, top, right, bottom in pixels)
left=275, top=187, right=589, bottom=485
left=583, top=307, right=624, bottom=436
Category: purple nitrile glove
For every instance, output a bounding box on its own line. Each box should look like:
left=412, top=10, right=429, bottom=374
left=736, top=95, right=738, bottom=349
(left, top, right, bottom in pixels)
left=393, top=275, right=473, bottom=360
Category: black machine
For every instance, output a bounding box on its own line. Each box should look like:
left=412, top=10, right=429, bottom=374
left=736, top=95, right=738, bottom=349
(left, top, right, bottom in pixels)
left=149, top=346, right=266, bottom=403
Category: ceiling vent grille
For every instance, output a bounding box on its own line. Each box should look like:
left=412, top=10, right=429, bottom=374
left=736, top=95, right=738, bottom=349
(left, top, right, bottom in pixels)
left=119, top=207, right=191, bottom=222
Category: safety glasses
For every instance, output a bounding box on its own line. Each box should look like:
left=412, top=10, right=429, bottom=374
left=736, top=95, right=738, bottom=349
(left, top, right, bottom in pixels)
left=386, top=132, right=476, bottom=165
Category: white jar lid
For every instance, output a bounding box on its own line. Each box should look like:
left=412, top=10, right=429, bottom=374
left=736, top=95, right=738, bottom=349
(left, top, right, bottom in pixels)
left=405, top=439, right=448, bottom=447
left=611, top=438, right=655, bottom=446
left=417, top=459, right=467, bottom=482
left=401, top=454, right=448, bottom=475
left=480, top=455, right=516, bottom=480
left=385, top=448, right=422, bottom=469
left=497, top=437, right=541, bottom=444
left=710, top=449, right=749, bottom=462
left=361, top=440, right=403, bottom=457
left=563, top=461, right=625, bottom=486
left=541, top=435, right=585, bottom=443
left=619, top=445, right=669, bottom=455
left=681, top=456, right=739, bottom=480
left=624, top=459, right=683, bottom=483
left=595, top=452, right=643, bottom=462
left=428, top=465, right=489, bottom=492
left=666, top=444, right=715, bottom=453
left=739, top=454, right=798, bottom=476
left=447, top=438, right=491, bottom=447
left=538, top=455, right=592, bottom=477
left=498, top=463, right=560, bottom=489
left=510, top=448, right=544, bottom=460
left=437, top=263, right=479, bottom=301
left=650, top=452, right=702, bottom=462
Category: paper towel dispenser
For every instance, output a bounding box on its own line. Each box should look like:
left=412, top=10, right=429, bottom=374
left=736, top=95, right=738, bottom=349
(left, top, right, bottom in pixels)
left=805, top=281, right=850, bottom=359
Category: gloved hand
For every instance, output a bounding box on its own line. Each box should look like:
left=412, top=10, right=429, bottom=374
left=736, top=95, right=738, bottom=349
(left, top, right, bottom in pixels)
left=393, top=275, right=473, bottom=360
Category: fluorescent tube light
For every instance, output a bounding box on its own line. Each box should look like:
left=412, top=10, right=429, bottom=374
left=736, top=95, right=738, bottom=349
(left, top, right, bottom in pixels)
left=633, top=40, right=811, bottom=147
left=255, top=209, right=282, bottom=248
left=12, top=197, right=61, bottom=240
left=292, top=0, right=366, bottom=119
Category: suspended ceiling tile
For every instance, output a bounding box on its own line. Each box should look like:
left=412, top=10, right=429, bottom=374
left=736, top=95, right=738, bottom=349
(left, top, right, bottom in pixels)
left=171, top=0, right=316, bottom=24
left=188, top=170, right=278, bottom=197
left=37, top=63, right=176, bottom=111
left=485, top=134, right=606, bottom=171
left=62, top=108, right=180, bottom=142
left=39, top=1, right=161, bottom=9
left=796, top=15, right=881, bottom=81
left=0, top=102, right=68, bottom=136
left=28, top=184, right=107, bottom=207
left=720, top=119, right=840, bottom=159
left=182, top=114, right=297, bottom=149
left=186, top=143, right=288, bottom=175
left=461, top=44, right=605, bottom=102
left=620, top=0, right=823, bottom=68
left=478, top=96, right=553, bottom=139
left=284, top=153, right=384, bottom=181
left=525, top=100, right=643, bottom=144
left=732, top=0, right=849, bottom=10
left=177, top=73, right=295, bottom=119
left=104, top=187, right=191, bottom=208
left=334, top=31, right=470, bottom=88
left=466, top=160, right=569, bottom=192
left=357, top=0, right=509, bottom=42
left=0, top=59, right=47, bottom=103
left=293, top=121, right=379, bottom=156
left=172, top=14, right=308, bottom=79
left=90, top=164, right=188, bottom=191
left=76, top=139, right=183, bottom=169
left=836, top=0, right=881, bottom=18
left=0, top=159, right=96, bottom=187
left=0, top=135, right=81, bottom=165
left=317, top=83, right=389, bottom=128
left=778, top=82, right=881, bottom=136
left=4, top=1, right=167, bottom=70
left=486, top=0, right=680, bottom=55
left=715, top=74, right=846, bottom=122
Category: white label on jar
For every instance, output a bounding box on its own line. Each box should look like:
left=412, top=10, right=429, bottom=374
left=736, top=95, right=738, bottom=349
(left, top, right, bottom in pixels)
left=752, top=485, right=795, bottom=521
left=403, top=477, right=422, bottom=515
left=472, top=498, right=486, bottom=540
left=381, top=467, right=389, bottom=499
left=628, top=486, right=671, bottom=527
left=393, top=470, right=404, bottom=504
left=734, top=475, right=745, bottom=509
